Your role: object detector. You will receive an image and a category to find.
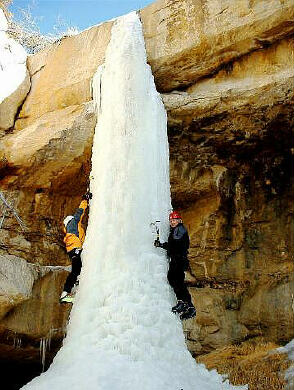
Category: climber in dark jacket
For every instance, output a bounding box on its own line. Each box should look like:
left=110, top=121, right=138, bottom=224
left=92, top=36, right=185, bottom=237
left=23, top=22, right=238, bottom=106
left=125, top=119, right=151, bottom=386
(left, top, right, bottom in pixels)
left=60, top=192, right=92, bottom=303
left=154, top=211, right=196, bottom=320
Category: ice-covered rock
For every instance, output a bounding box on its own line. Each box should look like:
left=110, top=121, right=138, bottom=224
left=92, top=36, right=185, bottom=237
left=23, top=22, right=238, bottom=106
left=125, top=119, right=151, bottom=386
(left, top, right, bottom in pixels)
left=0, top=9, right=30, bottom=132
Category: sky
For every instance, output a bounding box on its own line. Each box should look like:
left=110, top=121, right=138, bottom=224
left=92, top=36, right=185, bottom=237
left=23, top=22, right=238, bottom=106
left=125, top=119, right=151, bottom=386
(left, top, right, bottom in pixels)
left=9, top=0, right=154, bottom=34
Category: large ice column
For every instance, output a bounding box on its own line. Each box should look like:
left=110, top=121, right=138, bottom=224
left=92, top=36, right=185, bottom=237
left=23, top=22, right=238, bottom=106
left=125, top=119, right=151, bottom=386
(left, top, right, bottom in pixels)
left=22, top=12, right=246, bottom=390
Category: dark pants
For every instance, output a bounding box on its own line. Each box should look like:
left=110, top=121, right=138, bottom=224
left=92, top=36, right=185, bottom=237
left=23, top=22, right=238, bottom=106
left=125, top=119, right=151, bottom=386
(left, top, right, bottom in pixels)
left=167, top=257, right=192, bottom=304
left=63, top=248, right=82, bottom=293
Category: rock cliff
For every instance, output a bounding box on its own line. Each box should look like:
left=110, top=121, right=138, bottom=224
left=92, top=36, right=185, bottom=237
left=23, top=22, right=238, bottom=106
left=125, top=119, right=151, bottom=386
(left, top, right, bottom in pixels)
left=0, top=0, right=293, bottom=383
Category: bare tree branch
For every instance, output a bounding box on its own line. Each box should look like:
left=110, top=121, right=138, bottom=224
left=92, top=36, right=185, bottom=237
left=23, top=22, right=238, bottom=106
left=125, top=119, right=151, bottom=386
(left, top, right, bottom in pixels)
left=3, top=0, right=79, bottom=54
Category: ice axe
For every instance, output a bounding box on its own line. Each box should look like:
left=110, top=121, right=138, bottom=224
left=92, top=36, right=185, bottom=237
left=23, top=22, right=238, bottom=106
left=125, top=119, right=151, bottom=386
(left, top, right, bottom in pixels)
left=85, top=175, right=94, bottom=196
left=150, top=220, right=160, bottom=241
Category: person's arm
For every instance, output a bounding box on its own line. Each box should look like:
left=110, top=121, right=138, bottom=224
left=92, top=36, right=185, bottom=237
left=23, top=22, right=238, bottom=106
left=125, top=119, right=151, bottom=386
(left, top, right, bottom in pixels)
left=154, top=240, right=168, bottom=250
left=173, top=225, right=189, bottom=256
left=64, top=201, right=86, bottom=236
left=72, top=200, right=88, bottom=223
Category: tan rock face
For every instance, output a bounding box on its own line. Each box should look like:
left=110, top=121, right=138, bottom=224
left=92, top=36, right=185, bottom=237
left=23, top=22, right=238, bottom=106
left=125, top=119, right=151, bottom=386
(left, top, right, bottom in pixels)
left=0, top=102, right=95, bottom=189
left=174, top=127, right=294, bottom=351
left=0, top=0, right=293, bottom=378
left=142, top=0, right=294, bottom=355
left=185, top=288, right=249, bottom=355
left=15, top=22, right=113, bottom=131
left=0, top=254, right=69, bottom=367
left=0, top=254, right=38, bottom=319
left=0, top=268, right=68, bottom=339
left=140, top=0, right=294, bottom=91
left=0, top=102, right=96, bottom=266
left=163, top=37, right=294, bottom=146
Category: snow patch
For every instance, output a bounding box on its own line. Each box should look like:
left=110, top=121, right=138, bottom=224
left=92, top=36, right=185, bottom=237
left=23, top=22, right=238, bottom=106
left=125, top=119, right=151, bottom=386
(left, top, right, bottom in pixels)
left=0, top=8, right=9, bottom=31
left=275, top=340, right=294, bottom=389
left=0, top=9, right=27, bottom=105
left=276, top=339, right=294, bottom=361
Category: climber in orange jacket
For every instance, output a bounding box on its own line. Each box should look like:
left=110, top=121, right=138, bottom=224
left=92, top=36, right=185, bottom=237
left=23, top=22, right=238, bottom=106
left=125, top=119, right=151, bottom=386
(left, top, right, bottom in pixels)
left=60, top=192, right=92, bottom=303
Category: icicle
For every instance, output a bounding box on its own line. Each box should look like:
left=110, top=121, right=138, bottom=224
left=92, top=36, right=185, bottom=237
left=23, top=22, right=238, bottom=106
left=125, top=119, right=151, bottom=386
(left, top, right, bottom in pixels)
left=12, top=333, right=22, bottom=349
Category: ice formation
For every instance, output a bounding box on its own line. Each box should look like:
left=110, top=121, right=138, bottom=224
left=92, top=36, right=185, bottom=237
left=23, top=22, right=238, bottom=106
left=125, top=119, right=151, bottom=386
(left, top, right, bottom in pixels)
left=276, top=339, right=294, bottom=389
left=0, top=9, right=27, bottom=104
left=22, top=12, right=246, bottom=390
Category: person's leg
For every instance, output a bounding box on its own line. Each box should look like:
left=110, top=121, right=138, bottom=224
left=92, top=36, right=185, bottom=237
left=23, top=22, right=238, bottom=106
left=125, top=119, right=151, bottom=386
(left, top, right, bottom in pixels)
left=168, top=261, right=192, bottom=304
left=63, top=249, right=82, bottom=293
left=167, top=263, right=179, bottom=297
left=176, top=280, right=192, bottom=304
left=168, top=259, right=196, bottom=319
left=168, top=262, right=188, bottom=314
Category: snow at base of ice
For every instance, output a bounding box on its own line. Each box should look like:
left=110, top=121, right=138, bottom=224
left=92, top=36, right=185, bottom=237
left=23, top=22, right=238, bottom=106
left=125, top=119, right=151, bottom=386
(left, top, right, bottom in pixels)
left=0, top=9, right=27, bottom=104
left=275, top=339, right=294, bottom=389
left=21, top=12, right=246, bottom=390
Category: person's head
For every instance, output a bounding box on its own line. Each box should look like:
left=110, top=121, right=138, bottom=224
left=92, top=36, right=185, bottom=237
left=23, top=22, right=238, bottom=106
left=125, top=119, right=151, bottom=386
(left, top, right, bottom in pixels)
left=63, top=215, right=74, bottom=227
left=169, top=211, right=182, bottom=228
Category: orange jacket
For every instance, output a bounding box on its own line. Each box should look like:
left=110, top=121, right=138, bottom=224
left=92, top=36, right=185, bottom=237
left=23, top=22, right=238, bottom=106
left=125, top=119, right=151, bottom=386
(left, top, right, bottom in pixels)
left=63, top=199, right=88, bottom=252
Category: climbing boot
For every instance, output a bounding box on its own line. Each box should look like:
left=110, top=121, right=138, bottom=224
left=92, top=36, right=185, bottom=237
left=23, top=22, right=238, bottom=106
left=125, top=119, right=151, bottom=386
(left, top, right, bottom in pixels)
left=172, top=300, right=189, bottom=314
left=60, top=291, right=74, bottom=304
left=180, top=304, right=196, bottom=320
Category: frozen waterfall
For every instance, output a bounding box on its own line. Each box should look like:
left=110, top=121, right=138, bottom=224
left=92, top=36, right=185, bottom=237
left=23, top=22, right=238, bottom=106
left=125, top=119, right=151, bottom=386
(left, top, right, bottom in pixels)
left=22, top=12, right=246, bottom=390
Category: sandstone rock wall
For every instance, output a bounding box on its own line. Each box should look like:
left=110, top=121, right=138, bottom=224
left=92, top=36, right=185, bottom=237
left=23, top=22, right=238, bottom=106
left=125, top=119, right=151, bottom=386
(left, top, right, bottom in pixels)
left=140, top=0, right=294, bottom=355
left=0, top=0, right=293, bottom=371
left=140, top=0, right=294, bottom=91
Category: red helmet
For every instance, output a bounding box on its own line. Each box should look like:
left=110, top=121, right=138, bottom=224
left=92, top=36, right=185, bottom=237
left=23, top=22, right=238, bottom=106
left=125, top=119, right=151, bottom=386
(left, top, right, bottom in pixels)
left=169, top=211, right=182, bottom=220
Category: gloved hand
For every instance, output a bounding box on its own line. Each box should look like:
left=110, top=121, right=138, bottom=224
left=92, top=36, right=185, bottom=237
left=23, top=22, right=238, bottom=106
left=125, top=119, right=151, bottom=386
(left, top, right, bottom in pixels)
left=154, top=239, right=161, bottom=248
left=82, top=191, right=93, bottom=200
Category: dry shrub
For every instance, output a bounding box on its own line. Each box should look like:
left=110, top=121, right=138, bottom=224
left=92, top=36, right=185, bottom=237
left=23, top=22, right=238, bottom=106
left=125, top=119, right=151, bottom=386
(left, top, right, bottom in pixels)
left=197, top=338, right=291, bottom=390
left=2, top=0, right=79, bottom=54
left=0, top=0, right=12, bottom=8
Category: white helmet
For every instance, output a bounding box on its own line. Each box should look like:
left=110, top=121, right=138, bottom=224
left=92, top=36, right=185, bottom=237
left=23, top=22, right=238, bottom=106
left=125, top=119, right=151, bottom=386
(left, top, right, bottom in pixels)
left=63, top=215, right=74, bottom=226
